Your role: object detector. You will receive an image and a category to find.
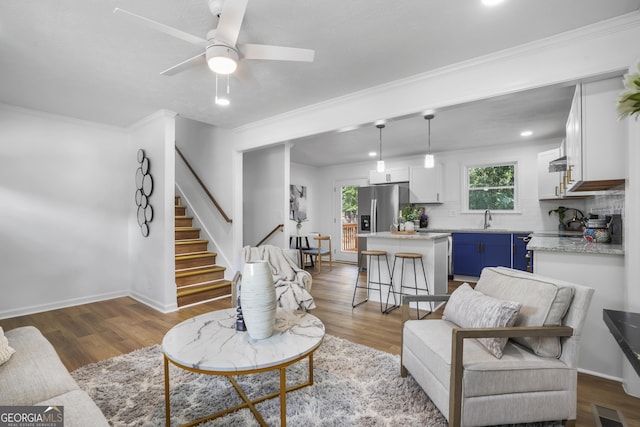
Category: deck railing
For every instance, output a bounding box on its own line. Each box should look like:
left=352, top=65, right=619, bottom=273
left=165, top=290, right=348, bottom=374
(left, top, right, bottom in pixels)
left=341, top=223, right=358, bottom=252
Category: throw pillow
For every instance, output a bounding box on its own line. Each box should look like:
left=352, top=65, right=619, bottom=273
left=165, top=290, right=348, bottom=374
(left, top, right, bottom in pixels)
left=0, top=327, right=16, bottom=366
left=443, top=283, right=522, bottom=358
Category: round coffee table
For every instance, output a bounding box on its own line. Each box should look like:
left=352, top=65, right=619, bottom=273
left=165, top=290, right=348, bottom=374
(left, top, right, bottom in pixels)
left=162, top=308, right=325, bottom=427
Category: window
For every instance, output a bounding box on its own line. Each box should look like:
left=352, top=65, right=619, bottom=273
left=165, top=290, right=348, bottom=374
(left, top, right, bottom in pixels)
left=465, top=163, right=516, bottom=211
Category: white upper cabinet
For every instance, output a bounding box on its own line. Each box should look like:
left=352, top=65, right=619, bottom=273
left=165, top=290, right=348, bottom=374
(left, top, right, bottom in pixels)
left=565, top=78, right=627, bottom=192
left=409, top=164, right=443, bottom=203
left=369, top=167, right=409, bottom=184
left=537, top=148, right=563, bottom=200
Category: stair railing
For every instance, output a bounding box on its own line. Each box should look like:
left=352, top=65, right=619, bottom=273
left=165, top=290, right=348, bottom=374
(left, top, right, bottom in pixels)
left=175, top=146, right=232, bottom=224
left=256, top=224, right=284, bottom=247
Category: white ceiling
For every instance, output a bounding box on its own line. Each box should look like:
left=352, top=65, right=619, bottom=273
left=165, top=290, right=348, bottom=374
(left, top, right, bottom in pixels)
left=1, top=0, right=638, bottom=165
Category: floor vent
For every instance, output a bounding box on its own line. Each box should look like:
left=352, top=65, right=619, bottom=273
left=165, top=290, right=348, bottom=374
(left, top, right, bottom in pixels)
left=592, top=404, right=627, bottom=427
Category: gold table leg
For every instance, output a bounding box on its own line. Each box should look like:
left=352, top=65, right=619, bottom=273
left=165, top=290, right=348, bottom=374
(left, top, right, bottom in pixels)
left=164, top=351, right=317, bottom=427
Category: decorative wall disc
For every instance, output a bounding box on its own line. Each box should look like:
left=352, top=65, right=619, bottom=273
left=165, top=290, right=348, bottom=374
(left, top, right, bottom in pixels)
left=135, top=149, right=153, bottom=237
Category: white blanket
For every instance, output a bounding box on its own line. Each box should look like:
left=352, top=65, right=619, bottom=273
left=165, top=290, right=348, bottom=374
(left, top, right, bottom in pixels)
left=242, top=245, right=315, bottom=311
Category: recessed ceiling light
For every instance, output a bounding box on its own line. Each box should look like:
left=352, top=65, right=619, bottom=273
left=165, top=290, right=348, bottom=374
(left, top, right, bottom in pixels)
left=482, top=0, right=505, bottom=6
left=520, top=130, right=533, bottom=137
left=369, top=151, right=377, bottom=157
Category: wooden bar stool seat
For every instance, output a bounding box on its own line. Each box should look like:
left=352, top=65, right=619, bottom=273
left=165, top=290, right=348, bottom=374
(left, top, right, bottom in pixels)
left=352, top=250, right=396, bottom=313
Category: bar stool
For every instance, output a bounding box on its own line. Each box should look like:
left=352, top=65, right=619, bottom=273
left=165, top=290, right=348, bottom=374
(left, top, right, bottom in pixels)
left=352, top=250, right=396, bottom=313
left=387, top=252, right=431, bottom=319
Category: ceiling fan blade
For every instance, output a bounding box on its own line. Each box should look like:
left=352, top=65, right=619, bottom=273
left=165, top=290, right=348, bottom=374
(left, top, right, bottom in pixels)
left=113, top=8, right=208, bottom=48
left=160, top=52, right=206, bottom=76
left=214, top=0, right=248, bottom=46
left=239, top=44, right=315, bottom=62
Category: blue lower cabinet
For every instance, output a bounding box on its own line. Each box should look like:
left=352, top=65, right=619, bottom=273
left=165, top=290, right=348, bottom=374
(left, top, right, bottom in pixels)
left=452, top=233, right=512, bottom=277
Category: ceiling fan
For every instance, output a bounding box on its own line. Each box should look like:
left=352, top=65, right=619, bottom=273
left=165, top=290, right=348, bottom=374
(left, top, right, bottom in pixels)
left=113, top=0, right=315, bottom=76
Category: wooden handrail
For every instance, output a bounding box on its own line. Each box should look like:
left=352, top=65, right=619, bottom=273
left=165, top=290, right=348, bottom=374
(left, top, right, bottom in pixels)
left=175, top=146, right=232, bottom=224
left=256, top=224, right=284, bottom=247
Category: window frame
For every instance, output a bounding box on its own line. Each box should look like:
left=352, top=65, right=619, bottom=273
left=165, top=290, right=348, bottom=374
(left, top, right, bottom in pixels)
left=462, top=161, right=519, bottom=213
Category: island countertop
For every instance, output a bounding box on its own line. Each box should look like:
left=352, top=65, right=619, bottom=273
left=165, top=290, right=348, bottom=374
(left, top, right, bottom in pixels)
left=357, top=231, right=451, bottom=240
left=527, top=235, right=624, bottom=255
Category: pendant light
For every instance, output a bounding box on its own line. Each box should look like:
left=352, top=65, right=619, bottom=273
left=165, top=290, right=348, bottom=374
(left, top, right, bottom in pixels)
left=376, top=121, right=386, bottom=173
left=424, top=114, right=435, bottom=168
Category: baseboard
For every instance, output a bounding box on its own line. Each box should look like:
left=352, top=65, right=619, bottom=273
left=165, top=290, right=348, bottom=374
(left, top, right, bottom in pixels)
left=129, top=291, right=178, bottom=313
left=0, top=291, right=128, bottom=320
left=578, top=367, right=624, bottom=383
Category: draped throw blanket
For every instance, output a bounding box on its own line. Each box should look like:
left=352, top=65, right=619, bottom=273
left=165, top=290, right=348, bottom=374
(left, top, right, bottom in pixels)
left=242, top=245, right=316, bottom=311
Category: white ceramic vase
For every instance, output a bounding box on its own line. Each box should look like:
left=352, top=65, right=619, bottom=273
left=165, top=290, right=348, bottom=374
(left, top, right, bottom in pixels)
left=404, top=221, right=414, bottom=231
left=241, top=260, right=277, bottom=340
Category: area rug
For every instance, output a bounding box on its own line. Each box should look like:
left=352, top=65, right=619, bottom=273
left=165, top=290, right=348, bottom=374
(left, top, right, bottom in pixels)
left=71, top=334, right=562, bottom=426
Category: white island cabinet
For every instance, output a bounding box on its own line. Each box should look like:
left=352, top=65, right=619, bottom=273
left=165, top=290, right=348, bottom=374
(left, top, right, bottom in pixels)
left=358, top=232, right=450, bottom=309
left=529, top=235, right=625, bottom=380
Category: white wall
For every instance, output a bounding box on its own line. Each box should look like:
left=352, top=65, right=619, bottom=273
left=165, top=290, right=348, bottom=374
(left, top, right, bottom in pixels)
left=175, top=117, right=236, bottom=274
left=127, top=110, right=177, bottom=312
left=0, top=104, right=130, bottom=318
left=243, top=145, right=287, bottom=249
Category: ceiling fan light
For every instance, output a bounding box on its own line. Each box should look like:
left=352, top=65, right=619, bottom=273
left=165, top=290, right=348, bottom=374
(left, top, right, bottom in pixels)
left=206, top=45, right=239, bottom=74
left=424, top=154, right=435, bottom=168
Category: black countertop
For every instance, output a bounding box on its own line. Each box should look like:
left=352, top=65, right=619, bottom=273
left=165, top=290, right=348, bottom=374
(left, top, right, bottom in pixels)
left=603, top=309, right=640, bottom=377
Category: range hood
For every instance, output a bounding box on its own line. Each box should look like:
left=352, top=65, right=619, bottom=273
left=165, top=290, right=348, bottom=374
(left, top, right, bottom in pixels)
left=548, top=156, right=567, bottom=172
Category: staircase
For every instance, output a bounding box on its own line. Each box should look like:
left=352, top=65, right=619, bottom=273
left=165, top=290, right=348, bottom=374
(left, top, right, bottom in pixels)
left=175, top=196, right=232, bottom=307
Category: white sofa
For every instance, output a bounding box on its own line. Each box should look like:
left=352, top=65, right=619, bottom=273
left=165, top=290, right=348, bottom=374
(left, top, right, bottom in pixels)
left=0, top=326, right=109, bottom=427
left=401, top=267, right=594, bottom=427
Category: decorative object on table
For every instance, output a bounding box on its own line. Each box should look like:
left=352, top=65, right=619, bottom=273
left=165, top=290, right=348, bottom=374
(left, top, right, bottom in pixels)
left=401, top=204, right=422, bottom=222
left=235, top=284, right=246, bottom=332
left=292, top=217, right=307, bottom=234
left=609, top=214, right=623, bottom=244
left=241, top=260, right=277, bottom=339
left=548, top=206, right=569, bottom=230
left=583, top=218, right=611, bottom=243
left=134, top=148, right=153, bottom=237
left=618, top=59, right=640, bottom=120
left=419, top=213, right=429, bottom=228
left=289, top=184, right=308, bottom=222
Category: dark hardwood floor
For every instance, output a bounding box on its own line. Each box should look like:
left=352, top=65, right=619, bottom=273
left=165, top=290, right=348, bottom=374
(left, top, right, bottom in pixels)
left=1, top=262, right=638, bottom=426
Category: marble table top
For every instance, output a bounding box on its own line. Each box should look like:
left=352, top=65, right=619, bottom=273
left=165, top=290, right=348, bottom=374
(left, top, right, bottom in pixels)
left=162, top=308, right=325, bottom=373
left=358, top=231, right=450, bottom=240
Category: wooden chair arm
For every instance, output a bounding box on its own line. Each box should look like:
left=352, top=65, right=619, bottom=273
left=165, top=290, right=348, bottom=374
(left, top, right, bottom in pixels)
left=448, top=325, right=574, bottom=427
left=401, top=294, right=450, bottom=324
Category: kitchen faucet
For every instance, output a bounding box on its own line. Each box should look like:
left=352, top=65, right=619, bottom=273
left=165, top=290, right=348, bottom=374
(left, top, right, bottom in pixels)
left=484, top=209, right=492, bottom=229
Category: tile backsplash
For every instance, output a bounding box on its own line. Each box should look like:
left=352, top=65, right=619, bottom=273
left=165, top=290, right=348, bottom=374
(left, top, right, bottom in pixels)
left=585, top=190, right=625, bottom=218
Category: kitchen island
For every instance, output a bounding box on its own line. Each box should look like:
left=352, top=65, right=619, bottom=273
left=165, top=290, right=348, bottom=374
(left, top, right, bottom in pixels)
left=527, top=234, right=625, bottom=381
left=357, top=232, right=450, bottom=310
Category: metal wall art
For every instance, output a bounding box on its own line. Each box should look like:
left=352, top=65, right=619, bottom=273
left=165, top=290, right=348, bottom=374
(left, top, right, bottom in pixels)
left=135, top=149, right=154, bottom=237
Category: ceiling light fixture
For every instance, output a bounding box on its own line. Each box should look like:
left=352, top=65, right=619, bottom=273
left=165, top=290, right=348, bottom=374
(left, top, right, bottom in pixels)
left=206, top=44, right=239, bottom=75
left=214, top=73, right=231, bottom=106
left=375, top=121, right=386, bottom=173
left=520, top=130, right=533, bottom=137
left=424, top=114, right=435, bottom=168
left=481, top=0, right=504, bottom=6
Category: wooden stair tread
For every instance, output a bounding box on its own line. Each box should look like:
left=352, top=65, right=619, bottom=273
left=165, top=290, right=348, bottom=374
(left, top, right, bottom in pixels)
left=176, top=226, right=199, bottom=231
left=176, top=266, right=225, bottom=278
left=177, top=280, right=232, bottom=298
left=175, top=239, right=208, bottom=245
left=175, top=252, right=217, bottom=260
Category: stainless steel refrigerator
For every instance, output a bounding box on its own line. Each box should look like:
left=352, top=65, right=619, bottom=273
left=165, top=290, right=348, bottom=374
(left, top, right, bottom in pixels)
left=357, top=183, right=410, bottom=268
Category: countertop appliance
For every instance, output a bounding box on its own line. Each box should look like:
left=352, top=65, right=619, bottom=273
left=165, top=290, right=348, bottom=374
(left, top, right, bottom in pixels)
left=357, top=183, right=409, bottom=268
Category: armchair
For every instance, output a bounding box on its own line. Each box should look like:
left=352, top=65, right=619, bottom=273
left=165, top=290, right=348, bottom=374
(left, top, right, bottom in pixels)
left=401, top=267, right=594, bottom=427
left=241, top=245, right=315, bottom=311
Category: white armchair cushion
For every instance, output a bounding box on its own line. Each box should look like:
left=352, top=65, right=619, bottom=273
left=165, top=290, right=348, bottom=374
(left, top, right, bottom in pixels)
left=443, top=283, right=521, bottom=358
left=475, top=267, right=575, bottom=358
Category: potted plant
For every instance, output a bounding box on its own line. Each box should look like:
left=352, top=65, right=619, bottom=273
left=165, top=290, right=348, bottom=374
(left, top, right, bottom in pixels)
left=401, top=205, right=422, bottom=230
left=548, top=206, right=569, bottom=230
